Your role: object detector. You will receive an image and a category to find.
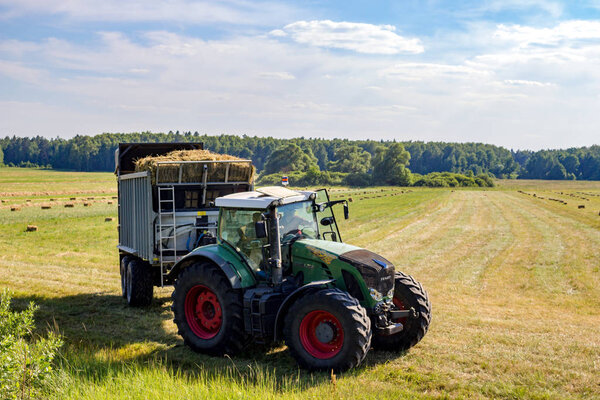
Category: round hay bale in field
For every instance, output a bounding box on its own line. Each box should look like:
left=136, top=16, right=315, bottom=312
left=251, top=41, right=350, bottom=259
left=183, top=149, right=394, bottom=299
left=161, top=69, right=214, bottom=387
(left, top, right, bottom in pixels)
left=578, top=205, right=585, bottom=209
left=112, top=196, right=118, bottom=199
left=105, top=217, right=114, bottom=222
left=70, top=197, right=76, bottom=200
left=10, top=206, right=20, bottom=212
left=348, top=197, right=353, bottom=202
left=26, top=199, right=31, bottom=202
left=64, top=203, right=74, bottom=208
left=83, top=202, right=91, bottom=207
left=50, top=198, right=56, bottom=201
left=135, top=149, right=255, bottom=185
left=87, top=197, right=95, bottom=200
left=41, top=205, right=51, bottom=209
left=26, top=225, right=38, bottom=232
left=107, top=201, right=113, bottom=205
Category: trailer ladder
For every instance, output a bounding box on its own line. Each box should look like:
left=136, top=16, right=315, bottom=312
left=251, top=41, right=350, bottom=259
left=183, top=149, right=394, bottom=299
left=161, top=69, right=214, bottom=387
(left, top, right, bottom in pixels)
left=157, top=186, right=177, bottom=287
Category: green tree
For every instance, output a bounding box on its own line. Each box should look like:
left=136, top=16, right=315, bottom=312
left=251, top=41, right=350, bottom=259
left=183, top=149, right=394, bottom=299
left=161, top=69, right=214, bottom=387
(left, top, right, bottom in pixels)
left=372, top=143, right=412, bottom=186
left=262, top=143, right=319, bottom=174
left=328, top=145, right=371, bottom=174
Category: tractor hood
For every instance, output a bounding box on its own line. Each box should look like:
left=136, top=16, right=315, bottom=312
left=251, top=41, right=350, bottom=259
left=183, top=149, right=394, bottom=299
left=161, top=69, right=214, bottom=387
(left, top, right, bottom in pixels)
left=292, top=239, right=395, bottom=297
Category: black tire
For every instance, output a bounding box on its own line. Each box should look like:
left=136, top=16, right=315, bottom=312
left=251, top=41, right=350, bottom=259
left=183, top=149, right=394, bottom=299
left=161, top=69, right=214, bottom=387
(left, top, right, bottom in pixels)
left=171, top=262, right=247, bottom=356
left=283, top=288, right=371, bottom=372
left=126, top=258, right=153, bottom=307
left=120, top=255, right=132, bottom=299
left=372, top=271, right=431, bottom=351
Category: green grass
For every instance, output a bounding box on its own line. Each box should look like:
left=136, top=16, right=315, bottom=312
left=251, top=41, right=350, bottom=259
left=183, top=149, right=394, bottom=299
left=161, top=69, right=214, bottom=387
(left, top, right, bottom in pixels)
left=1, top=170, right=600, bottom=399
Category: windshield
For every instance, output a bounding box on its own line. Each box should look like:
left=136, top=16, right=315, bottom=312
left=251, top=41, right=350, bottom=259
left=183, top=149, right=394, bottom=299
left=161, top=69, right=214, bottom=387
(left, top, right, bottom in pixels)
left=278, top=200, right=319, bottom=242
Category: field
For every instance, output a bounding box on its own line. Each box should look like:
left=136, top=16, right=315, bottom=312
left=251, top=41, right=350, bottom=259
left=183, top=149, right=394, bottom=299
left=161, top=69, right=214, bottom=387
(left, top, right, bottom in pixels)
left=1, top=167, right=600, bottom=399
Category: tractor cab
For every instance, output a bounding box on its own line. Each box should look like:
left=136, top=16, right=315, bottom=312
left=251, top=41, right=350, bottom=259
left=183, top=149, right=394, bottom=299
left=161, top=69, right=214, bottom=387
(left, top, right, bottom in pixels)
left=214, top=186, right=346, bottom=279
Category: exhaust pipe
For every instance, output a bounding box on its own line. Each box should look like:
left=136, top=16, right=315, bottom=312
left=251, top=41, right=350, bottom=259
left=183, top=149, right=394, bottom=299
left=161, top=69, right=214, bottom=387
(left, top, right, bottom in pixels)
left=268, top=207, right=282, bottom=285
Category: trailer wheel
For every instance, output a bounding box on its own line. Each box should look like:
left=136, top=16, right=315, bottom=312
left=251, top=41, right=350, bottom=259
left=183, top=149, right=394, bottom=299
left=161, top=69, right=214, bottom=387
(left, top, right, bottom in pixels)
left=283, top=288, right=371, bottom=372
left=120, top=255, right=132, bottom=299
left=372, top=272, right=431, bottom=351
left=126, top=258, right=153, bottom=307
left=171, top=261, right=247, bottom=356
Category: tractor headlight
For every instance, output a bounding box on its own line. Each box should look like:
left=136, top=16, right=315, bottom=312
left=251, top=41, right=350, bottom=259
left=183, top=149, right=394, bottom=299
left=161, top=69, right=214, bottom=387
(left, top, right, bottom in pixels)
left=369, top=288, right=383, bottom=302
left=387, top=289, right=394, bottom=299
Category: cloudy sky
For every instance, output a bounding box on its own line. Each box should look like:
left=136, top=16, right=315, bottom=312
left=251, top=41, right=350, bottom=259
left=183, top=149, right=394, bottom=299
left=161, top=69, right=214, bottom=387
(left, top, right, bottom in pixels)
left=1, top=0, right=600, bottom=149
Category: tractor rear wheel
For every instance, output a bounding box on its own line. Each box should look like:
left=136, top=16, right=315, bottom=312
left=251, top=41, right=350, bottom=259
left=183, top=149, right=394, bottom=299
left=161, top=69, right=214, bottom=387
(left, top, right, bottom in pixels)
left=372, top=272, right=431, bottom=351
left=283, top=288, right=371, bottom=371
left=125, top=258, right=153, bottom=307
left=171, top=262, right=246, bottom=356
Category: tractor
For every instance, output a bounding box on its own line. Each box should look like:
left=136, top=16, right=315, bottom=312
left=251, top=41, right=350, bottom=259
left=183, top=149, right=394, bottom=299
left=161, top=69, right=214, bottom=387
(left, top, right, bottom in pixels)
left=168, top=186, right=431, bottom=371
left=115, top=143, right=431, bottom=371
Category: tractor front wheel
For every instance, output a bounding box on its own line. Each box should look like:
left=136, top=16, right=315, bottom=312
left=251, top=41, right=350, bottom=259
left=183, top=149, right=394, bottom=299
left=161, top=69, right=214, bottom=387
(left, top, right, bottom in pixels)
left=372, top=272, right=431, bottom=351
left=283, top=288, right=371, bottom=371
left=171, top=262, right=246, bottom=356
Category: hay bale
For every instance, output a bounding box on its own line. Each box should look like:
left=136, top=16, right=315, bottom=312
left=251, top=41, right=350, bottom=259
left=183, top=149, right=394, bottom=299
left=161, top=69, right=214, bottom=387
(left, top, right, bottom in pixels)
left=41, top=205, right=51, bottom=209
left=83, top=202, right=91, bottom=207
left=112, top=196, right=118, bottom=199
left=50, top=198, right=56, bottom=201
left=64, top=203, right=74, bottom=208
left=348, top=197, right=353, bottom=202
left=10, top=206, right=20, bottom=212
left=107, top=201, right=113, bottom=205
left=105, top=217, right=114, bottom=222
left=135, top=149, right=255, bottom=185
left=26, top=225, right=38, bottom=232
left=26, top=199, right=31, bottom=202
left=87, top=197, right=95, bottom=200
left=70, top=197, right=76, bottom=200
left=578, top=205, right=585, bottom=209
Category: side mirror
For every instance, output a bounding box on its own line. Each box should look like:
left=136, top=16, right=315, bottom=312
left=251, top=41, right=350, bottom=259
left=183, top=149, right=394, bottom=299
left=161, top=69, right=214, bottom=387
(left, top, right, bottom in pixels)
left=320, top=217, right=334, bottom=226
left=343, top=204, right=349, bottom=220
left=255, top=221, right=267, bottom=238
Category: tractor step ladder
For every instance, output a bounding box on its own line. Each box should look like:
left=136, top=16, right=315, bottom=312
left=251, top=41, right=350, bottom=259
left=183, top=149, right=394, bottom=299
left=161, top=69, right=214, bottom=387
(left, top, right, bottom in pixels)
left=157, top=186, right=177, bottom=287
left=249, top=296, right=265, bottom=342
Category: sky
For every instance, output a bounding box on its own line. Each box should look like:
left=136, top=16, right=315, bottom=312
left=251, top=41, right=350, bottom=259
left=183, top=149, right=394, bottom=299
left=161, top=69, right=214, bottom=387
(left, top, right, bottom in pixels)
left=1, top=1, right=600, bottom=150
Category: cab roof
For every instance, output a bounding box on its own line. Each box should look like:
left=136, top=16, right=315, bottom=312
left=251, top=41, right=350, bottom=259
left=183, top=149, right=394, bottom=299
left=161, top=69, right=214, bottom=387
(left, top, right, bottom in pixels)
left=215, top=186, right=315, bottom=209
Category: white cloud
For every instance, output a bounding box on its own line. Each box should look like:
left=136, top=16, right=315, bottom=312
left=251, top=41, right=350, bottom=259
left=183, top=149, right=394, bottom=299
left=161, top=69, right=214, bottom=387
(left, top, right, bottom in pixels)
left=259, top=72, right=296, bottom=80
left=494, top=20, right=600, bottom=47
left=0, top=60, right=45, bottom=83
left=503, top=79, right=555, bottom=87
left=271, top=20, right=424, bottom=55
left=0, top=0, right=297, bottom=26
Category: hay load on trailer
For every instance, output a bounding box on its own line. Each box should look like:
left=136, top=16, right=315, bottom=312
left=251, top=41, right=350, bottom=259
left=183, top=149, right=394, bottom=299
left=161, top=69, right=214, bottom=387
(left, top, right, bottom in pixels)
left=134, top=149, right=255, bottom=185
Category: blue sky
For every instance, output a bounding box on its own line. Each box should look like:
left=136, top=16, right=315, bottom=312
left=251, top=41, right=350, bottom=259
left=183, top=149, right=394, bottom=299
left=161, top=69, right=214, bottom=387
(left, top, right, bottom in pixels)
left=2, top=1, right=600, bottom=150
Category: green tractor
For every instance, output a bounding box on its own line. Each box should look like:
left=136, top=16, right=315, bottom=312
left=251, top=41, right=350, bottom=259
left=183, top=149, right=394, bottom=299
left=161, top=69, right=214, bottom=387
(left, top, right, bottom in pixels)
left=169, top=186, right=431, bottom=371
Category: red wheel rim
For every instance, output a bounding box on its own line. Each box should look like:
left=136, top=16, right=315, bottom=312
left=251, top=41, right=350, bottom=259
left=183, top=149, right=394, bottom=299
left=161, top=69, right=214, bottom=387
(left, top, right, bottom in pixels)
left=392, top=297, right=408, bottom=324
left=184, top=285, right=222, bottom=339
left=299, top=310, right=344, bottom=359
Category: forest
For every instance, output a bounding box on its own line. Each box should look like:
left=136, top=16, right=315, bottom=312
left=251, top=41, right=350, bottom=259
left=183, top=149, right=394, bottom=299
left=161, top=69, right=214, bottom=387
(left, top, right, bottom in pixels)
left=0, top=132, right=599, bottom=185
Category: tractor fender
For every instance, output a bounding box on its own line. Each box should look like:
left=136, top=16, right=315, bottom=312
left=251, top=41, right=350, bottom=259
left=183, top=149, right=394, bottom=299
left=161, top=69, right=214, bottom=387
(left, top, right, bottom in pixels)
left=168, top=249, right=246, bottom=289
left=273, top=279, right=335, bottom=342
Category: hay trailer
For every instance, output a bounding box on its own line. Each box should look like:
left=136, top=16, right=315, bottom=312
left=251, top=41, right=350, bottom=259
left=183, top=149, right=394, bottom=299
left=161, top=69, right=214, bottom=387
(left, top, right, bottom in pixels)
left=115, top=143, right=254, bottom=306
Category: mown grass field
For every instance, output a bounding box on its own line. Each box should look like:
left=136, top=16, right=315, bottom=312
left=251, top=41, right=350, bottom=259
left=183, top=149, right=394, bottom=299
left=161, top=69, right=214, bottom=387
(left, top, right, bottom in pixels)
left=1, top=167, right=599, bottom=399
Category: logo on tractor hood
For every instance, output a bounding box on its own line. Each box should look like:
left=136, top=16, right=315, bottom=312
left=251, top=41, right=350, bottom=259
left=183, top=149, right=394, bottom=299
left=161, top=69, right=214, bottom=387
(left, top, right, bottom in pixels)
left=305, top=245, right=337, bottom=265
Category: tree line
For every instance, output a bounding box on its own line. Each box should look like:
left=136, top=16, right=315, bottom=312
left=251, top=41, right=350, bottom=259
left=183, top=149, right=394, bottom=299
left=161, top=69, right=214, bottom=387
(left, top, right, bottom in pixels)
left=0, top=132, right=599, bottom=182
